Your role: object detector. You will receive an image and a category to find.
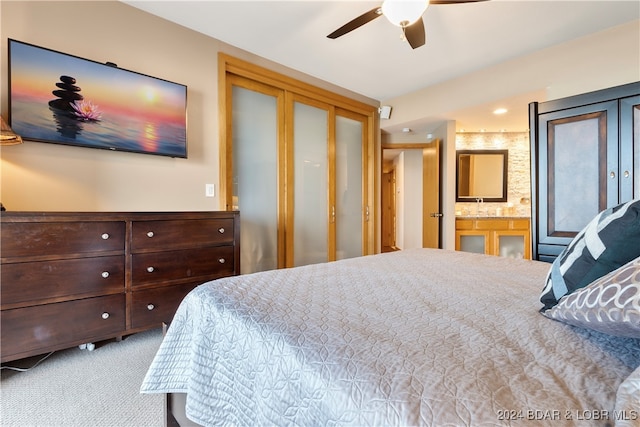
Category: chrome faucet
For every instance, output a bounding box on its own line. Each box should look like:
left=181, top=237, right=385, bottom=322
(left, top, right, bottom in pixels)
left=476, top=197, right=483, bottom=216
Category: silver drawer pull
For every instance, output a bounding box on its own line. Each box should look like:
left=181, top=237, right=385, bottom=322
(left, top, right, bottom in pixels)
left=610, top=171, right=616, bottom=179
left=624, top=170, right=630, bottom=178
left=218, top=258, right=226, bottom=264
left=101, top=233, right=110, bottom=240
left=147, top=304, right=155, bottom=311
left=101, top=312, right=110, bottom=320
left=147, top=266, right=155, bottom=273
left=218, top=227, right=225, bottom=234
left=101, top=271, right=110, bottom=279
left=147, top=231, right=154, bottom=238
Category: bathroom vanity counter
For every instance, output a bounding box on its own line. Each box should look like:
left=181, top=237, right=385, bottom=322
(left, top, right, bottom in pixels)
left=455, top=217, right=531, bottom=259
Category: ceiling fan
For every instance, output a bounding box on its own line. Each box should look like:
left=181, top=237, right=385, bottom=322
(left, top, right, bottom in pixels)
left=327, top=0, right=489, bottom=49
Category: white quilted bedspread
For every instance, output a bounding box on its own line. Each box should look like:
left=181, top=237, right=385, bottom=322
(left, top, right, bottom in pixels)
left=141, top=249, right=640, bottom=426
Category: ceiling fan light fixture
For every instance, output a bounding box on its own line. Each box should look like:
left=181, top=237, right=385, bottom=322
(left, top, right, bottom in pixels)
left=381, top=0, right=429, bottom=27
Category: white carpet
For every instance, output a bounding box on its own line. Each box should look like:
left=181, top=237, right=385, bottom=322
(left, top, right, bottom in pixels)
left=1, top=328, right=164, bottom=427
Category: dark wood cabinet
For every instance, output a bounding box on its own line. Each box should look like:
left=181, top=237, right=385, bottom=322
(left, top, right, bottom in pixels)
left=0, top=211, right=240, bottom=363
left=529, top=82, right=639, bottom=262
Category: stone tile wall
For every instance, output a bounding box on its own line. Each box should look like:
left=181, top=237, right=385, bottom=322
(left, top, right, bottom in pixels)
left=455, top=132, right=531, bottom=218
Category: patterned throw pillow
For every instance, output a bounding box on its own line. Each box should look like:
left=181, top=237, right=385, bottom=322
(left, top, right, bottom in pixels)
left=542, top=256, right=640, bottom=338
left=540, top=199, right=640, bottom=310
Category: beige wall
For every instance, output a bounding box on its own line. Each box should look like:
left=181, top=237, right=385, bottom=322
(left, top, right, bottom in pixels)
left=0, top=1, right=376, bottom=212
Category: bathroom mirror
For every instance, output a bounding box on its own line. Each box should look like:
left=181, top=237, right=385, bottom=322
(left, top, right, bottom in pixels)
left=456, top=149, right=508, bottom=202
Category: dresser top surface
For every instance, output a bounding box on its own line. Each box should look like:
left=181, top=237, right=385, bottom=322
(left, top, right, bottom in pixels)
left=1, top=211, right=239, bottom=222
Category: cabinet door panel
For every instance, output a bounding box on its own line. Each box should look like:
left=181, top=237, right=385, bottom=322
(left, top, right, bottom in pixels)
left=456, top=231, right=488, bottom=254
left=538, top=100, right=617, bottom=245
left=495, top=231, right=530, bottom=259
left=620, top=95, right=640, bottom=200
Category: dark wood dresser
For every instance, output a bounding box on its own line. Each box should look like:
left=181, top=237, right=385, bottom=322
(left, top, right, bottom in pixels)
left=0, top=211, right=240, bottom=363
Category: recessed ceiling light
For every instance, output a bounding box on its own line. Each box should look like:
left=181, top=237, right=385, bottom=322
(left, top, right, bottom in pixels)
left=493, top=108, right=508, bottom=115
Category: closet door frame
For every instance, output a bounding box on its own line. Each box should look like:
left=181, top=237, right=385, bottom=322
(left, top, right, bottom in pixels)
left=219, top=53, right=378, bottom=267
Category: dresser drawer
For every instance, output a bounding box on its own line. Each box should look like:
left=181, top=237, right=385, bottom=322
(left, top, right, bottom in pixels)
left=130, top=282, right=199, bottom=330
left=1, top=221, right=125, bottom=258
left=0, top=294, right=125, bottom=361
left=132, top=246, right=235, bottom=286
left=1, top=256, right=125, bottom=308
left=131, top=219, right=234, bottom=251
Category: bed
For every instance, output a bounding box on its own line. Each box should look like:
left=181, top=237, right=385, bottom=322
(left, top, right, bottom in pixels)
left=141, top=240, right=640, bottom=426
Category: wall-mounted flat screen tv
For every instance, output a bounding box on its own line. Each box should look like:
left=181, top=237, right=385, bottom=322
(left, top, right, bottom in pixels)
left=8, top=39, right=188, bottom=158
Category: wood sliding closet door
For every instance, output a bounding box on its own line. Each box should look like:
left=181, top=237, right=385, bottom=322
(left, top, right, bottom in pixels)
left=289, top=96, right=330, bottom=267
left=228, top=79, right=283, bottom=274
left=334, top=110, right=367, bottom=261
left=221, top=55, right=375, bottom=274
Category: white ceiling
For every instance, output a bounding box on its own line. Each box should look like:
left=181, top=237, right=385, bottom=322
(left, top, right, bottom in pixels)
left=122, top=0, right=639, bottom=133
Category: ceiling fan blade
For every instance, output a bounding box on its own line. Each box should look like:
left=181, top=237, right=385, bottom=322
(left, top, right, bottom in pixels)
left=405, top=17, right=426, bottom=49
left=327, top=7, right=382, bottom=39
left=430, top=0, right=489, bottom=4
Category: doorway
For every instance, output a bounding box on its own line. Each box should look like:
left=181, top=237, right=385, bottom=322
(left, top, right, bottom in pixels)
left=381, top=140, right=441, bottom=250
left=381, top=168, right=397, bottom=252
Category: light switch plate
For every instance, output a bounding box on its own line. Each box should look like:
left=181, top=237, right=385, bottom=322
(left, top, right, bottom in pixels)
left=205, top=184, right=215, bottom=197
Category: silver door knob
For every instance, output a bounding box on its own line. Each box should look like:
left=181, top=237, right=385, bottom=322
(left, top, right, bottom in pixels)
left=101, top=312, right=110, bottom=319
left=101, top=271, right=110, bottom=278
left=147, top=231, right=154, bottom=238
left=147, top=266, right=155, bottom=273
left=147, top=304, right=155, bottom=311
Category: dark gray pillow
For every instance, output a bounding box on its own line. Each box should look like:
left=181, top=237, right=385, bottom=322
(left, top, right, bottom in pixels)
left=540, top=199, right=640, bottom=310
